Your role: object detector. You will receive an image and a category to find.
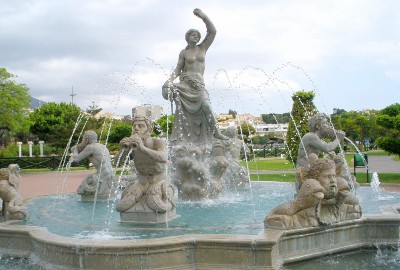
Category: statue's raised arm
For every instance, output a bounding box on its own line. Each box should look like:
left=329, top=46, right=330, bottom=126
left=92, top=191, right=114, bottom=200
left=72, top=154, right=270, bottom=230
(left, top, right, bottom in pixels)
left=161, top=8, right=227, bottom=142
left=193, top=8, right=216, bottom=51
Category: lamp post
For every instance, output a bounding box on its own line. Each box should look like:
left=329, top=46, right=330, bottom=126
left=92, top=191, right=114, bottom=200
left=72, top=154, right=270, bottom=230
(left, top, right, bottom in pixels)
left=70, top=86, right=77, bottom=105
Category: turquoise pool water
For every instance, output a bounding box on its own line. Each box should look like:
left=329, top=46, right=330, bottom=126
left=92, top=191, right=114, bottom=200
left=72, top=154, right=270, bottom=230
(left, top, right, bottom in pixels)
left=3, top=181, right=400, bottom=269
left=23, top=181, right=293, bottom=239
left=20, top=181, right=400, bottom=240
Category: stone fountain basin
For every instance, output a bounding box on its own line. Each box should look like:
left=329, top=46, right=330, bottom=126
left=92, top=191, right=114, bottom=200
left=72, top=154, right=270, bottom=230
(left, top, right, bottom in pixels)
left=1, top=182, right=400, bottom=269
left=1, top=216, right=400, bottom=270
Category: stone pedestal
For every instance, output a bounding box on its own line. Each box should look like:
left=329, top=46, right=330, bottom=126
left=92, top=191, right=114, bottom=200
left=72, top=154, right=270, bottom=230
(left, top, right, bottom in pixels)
left=117, top=180, right=176, bottom=223
left=120, top=208, right=177, bottom=223
left=80, top=193, right=115, bottom=201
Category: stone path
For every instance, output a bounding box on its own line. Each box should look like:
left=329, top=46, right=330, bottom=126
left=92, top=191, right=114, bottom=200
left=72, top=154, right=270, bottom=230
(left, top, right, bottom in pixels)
left=19, top=170, right=93, bottom=200
left=363, top=155, right=400, bottom=173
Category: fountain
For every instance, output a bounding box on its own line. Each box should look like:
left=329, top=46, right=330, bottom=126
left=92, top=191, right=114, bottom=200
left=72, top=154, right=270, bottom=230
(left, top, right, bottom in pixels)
left=370, top=172, right=394, bottom=201
left=1, top=8, right=400, bottom=270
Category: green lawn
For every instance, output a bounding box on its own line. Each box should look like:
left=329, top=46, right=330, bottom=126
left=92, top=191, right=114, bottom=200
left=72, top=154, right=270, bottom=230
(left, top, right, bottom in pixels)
left=241, top=154, right=358, bottom=171
left=242, top=154, right=400, bottom=184
left=240, top=158, right=295, bottom=171
left=354, top=172, right=400, bottom=184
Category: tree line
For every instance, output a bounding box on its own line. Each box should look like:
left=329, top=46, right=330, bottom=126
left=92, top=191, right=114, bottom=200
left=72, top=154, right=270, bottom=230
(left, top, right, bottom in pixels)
left=285, top=91, right=400, bottom=163
left=1, top=67, right=399, bottom=159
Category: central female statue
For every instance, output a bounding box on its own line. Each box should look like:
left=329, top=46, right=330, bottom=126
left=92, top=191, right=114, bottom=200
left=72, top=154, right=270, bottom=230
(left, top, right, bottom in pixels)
left=163, top=8, right=227, bottom=143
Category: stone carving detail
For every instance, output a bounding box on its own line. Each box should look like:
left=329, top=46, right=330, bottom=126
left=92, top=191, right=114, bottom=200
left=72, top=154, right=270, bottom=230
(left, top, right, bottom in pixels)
left=172, top=145, right=207, bottom=200
left=265, top=154, right=362, bottom=229
left=221, top=126, right=250, bottom=189
left=296, top=113, right=345, bottom=169
left=0, top=164, right=27, bottom=220
left=295, top=113, right=347, bottom=191
left=69, top=130, right=116, bottom=201
left=115, top=116, right=176, bottom=223
left=170, top=142, right=229, bottom=201
left=265, top=179, right=323, bottom=229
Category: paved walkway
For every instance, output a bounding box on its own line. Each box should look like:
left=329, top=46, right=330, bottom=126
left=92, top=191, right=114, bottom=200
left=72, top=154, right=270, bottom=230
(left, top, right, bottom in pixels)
left=362, top=155, right=400, bottom=173
left=15, top=155, right=400, bottom=200
left=249, top=154, right=400, bottom=174
left=19, top=170, right=93, bottom=200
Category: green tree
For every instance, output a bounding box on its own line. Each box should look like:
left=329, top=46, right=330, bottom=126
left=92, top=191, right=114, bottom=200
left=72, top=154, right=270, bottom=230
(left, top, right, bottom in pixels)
left=376, top=103, right=400, bottom=156
left=285, top=91, right=317, bottom=163
left=228, top=109, right=237, bottom=119
left=108, top=121, right=132, bottom=143
left=262, top=113, right=291, bottom=124
left=238, top=122, right=256, bottom=143
left=84, top=116, right=107, bottom=134
left=86, top=103, right=102, bottom=116
left=251, top=135, right=270, bottom=145
left=330, top=110, right=384, bottom=149
left=153, top=114, right=174, bottom=137
left=331, top=108, right=347, bottom=116
left=29, top=102, right=82, bottom=150
left=0, top=68, right=30, bottom=147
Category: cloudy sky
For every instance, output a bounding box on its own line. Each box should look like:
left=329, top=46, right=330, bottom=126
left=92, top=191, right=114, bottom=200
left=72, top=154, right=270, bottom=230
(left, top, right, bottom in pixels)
left=1, top=0, right=399, bottom=117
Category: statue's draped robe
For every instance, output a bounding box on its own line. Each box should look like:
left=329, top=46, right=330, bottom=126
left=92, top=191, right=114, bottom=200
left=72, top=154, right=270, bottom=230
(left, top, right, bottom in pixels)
left=171, top=73, right=214, bottom=143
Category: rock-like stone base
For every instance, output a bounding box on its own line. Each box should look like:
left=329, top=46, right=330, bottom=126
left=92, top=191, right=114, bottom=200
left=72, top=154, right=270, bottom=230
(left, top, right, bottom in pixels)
left=1, top=216, right=399, bottom=269
left=120, top=209, right=177, bottom=223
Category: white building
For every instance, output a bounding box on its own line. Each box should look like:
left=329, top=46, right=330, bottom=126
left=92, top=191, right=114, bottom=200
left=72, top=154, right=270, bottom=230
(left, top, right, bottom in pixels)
left=216, top=113, right=288, bottom=137
left=254, top=123, right=289, bottom=136
left=94, top=112, right=125, bottom=120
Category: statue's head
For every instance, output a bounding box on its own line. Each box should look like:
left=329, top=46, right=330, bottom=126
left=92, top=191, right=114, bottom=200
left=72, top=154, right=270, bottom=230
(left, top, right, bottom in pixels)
left=185, top=29, right=201, bottom=43
left=8, top=164, right=20, bottom=174
left=308, top=113, right=336, bottom=140
left=83, top=130, right=98, bottom=144
left=0, top=164, right=20, bottom=187
left=132, top=115, right=153, bottom=137
left=306, top=154, right=338, bottom=199
left=308, top=113, right=327, bottom=132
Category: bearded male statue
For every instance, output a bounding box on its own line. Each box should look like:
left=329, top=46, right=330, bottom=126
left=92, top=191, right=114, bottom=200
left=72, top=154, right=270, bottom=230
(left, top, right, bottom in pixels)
left=115, top=116, right=176, bottom=223
left=70, top=130, right=116, bottom=200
